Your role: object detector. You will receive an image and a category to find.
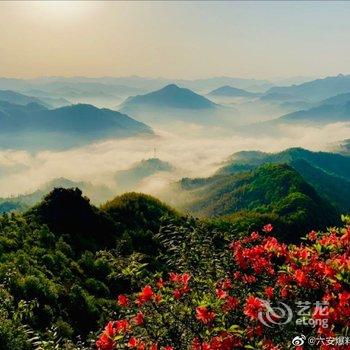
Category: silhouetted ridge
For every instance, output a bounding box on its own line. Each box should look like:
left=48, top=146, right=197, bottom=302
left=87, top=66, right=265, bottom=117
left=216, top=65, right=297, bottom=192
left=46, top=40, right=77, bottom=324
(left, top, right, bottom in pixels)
left=0, top=102, right=153, bottom=150
left=121, top=84, right=216, bottom=110
left=209, top=85, right=258, bottom=97
left=26, top=188, right=117, bottom=251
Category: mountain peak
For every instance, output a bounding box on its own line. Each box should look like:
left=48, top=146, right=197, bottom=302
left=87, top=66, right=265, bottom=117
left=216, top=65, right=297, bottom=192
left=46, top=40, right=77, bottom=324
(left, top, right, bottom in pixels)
left=162, top=83, right=180, bottom=90
left=209, top=85, right=257, bottom=97
left=121, top=84, right=216, bottom=111
left=0, top=102, right=153, bottom=150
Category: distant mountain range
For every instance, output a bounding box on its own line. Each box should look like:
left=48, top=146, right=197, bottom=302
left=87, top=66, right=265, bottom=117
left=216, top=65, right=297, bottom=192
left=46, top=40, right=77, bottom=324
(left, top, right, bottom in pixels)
left=260, top=92, right=302, bottom=102
left=3, top=74, right=350, bottom=107
left=0, top=177, right=112, bottom=213
left=0, top=157, right=176, bottom=213
left=0, top=90, right=46, bottom=106
left=340, top=139, right=350, bottom=155
left=0, top=102, right=153, bottom=150
left=118, top=84, right=237, bottom=126
left=331, top=139, right=350, bottom=156
left=265, top=74, right=350, bottom=102
left=276, top=102, right=350, bottom=125
left=0, top=89, right=70, bottom=108
left=208, top=85, right=259, bottom=97
left=252, top=85, right=350, bottom=127
left=317, top=92, right=350, bottom=106
left=0, top=158, right=175, bottom=213
left=0, top=76, right=274, bottom=95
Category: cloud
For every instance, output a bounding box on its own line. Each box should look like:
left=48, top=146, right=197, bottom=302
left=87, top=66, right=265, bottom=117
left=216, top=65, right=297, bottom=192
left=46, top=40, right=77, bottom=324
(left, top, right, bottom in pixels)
left=0, top=121, right=349, bottom=199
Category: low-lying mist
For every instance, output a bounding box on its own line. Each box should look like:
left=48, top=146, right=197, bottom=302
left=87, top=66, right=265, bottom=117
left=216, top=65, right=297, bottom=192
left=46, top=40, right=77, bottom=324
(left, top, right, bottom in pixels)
left=0, top=121, right=349, bottom=204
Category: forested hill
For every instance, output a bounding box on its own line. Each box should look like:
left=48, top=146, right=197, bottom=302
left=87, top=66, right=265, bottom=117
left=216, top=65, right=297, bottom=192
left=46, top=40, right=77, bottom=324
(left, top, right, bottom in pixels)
left=218, top=147, right=350, bottom=180
left=0, top=189, right=179, bottom=349
left=214, top=147, right=350, bottom=214
left=178, top=163, right=339, bottom=241
left=0, top=179, right=346, bottom=348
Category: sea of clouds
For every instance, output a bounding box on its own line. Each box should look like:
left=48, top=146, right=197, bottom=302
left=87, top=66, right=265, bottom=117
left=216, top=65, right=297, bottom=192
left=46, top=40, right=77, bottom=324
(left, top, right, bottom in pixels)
left=0, top=121, right=349, bottom=201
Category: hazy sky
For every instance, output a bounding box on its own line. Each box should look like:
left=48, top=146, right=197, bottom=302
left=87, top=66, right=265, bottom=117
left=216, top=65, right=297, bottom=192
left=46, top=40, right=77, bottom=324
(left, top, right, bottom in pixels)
left=1, top=1, right=350, bottom=79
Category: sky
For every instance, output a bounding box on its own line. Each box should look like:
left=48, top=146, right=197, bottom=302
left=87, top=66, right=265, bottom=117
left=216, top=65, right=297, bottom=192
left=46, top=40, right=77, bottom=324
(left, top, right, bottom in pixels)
left=1, top=1, right=350, bottom=79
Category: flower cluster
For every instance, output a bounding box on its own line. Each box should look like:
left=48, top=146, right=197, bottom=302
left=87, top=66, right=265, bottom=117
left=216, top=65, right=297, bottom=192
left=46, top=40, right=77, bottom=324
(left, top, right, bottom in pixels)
left=96, top=224, right=350, bottom=350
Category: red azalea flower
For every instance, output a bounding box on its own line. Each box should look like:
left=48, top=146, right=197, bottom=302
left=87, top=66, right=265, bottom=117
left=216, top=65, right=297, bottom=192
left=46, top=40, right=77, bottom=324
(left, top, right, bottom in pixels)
left=221, top=278, right=232, bottom=290
left=215, top=288, right=228, bottom=299
left=128, top=337, right=138, bottom=348
left=173, top=288, right=182, bottom=299
left=233, top=271, right=241, bottom=280
left=280, top=287, right=289, bottom=298
left=195, top=306, right=216, bottom=324
left=137, top=285, right=154, bottom=305
left=222, top=296, right=239, bottom=312
left=115, top=319, right=129, bottom=334
left=244, top=296, right=265, bottom=320
left=181, top=273, right=191, bottom=285
left=96, top=322, right=116, bottom=350
left=117, top=294, right=129, bottom=307
left=262, top=223, right=273, bottom=233
left=264, top=286, right=274, bottom=299
left=242, top=274, right=256, bottom=284
left=339, top=291, right=350, bottom=306
left=169, top=272, right=191, bottom=285
left=246, top=324, right=264, bottom=339
left=250, top=231, right=260, bottom=240
left=133, top=311, right=144, bottom=326
left=262, top=339, right=280, bottom=350
left=294, top=269, right=309, bottom=286
left=96, top=333, right=114, bottom=350
left=209, top=332, right=242, bottom=349
left=191, top=338, right=201, bottom=350
left=308, top=230, right=318, bottom=241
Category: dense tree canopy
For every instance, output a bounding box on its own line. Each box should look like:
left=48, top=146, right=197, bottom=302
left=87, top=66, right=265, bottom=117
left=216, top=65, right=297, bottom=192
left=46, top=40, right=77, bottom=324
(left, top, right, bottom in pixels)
left=0, top=185, right=347, bottom=349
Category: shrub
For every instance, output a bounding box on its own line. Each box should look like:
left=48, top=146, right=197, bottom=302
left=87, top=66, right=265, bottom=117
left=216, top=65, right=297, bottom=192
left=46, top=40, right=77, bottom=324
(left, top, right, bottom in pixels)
left=96, top=223, right=350, bottom=349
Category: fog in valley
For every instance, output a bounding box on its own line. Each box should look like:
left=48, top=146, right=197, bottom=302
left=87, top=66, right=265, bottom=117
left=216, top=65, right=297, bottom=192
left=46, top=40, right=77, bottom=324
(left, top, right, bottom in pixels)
left=0, top=78, right=349, bottom=208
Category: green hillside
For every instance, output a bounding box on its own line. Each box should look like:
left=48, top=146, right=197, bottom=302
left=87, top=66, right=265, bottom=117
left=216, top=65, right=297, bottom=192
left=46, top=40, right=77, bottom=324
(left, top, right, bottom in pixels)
left=0, top=179, right=344, bottom=348
left=0, top=188, right=181, bottom=349
left=179, top=163, right=340, bottom=240
left=216, top=147, right=350, bottom=214
left=219, top=147, right=350, bottom=179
